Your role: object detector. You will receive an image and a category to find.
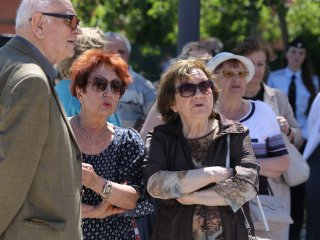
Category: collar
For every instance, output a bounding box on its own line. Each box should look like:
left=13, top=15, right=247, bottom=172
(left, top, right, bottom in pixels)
left=285, top=67, right=301, bottom=79
left=155, top=112, right=245, bottom=139
left=15, top=36, right=58, bottom=81
left=262, top=82, right=276, bottom=98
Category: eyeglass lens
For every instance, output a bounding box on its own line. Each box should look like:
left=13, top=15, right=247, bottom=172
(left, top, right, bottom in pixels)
left=220, top=70, right=248, bottom=78
left=177, top=80, right=214, bottom=97
left=41, top=13, right=80, bottom=30
left=68, top=15, right=80, bottom=30
left=91, top=76, right=125, bottom=96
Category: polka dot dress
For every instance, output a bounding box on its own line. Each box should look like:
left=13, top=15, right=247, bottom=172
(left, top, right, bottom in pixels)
left=82, top=127, right=153, bottom=240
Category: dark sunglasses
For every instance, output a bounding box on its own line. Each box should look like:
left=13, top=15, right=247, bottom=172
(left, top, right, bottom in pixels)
left=88, top=76, right=126, bottom=96
left=176, top=80, right=214, bottom=97
left=42, top=13, right=80, bottom=30
left=215, top=70, right=249, bottom=79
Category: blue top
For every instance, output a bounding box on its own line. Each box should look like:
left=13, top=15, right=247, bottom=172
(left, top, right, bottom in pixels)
left=54, top=79, right=120, bottom=126
left=267, top=67, right=319, bottom=139
left=81, top=127, right=154, bottom=240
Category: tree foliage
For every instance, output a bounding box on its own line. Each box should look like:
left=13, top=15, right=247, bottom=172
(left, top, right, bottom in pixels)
left=72, top=0, right=320, bottom=80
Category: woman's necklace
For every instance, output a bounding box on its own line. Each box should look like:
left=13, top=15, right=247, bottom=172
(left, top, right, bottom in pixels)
left=77, top=115, right=109, bottom=143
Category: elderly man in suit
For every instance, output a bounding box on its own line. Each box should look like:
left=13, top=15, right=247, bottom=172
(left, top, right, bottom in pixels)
left=0, top=0, right=82, bottom=239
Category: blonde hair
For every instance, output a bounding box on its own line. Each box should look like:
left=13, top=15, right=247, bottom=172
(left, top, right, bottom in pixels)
left=56, top=27, right=107, bottom=79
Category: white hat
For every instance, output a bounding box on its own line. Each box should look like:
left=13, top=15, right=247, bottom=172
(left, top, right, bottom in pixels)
left=207, top=52, right=255, bottom=83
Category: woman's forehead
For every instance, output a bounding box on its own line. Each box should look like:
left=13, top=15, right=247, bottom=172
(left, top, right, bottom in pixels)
left=177, top=68, right=208, bottom=83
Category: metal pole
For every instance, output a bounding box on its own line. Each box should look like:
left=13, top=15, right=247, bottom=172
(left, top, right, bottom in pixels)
left=177, top=0, right=200, bottom=55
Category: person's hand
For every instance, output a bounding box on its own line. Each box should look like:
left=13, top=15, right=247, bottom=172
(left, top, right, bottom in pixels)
left=277, top=116, right=290, bottom=135
left=204, top=166, right=233, bottom=183
left=82, top=163, right=99, bottom=190
left=176, top=194, right=193, bottom=205
left=92, top=201, right=126, bottom=219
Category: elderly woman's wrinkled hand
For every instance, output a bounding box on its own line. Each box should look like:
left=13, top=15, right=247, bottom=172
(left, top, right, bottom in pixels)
left=93, top=201, right=126, bottom=219
left=205, top=166, right=234, bottom=183
left=82, top=163, right=99, bottom=190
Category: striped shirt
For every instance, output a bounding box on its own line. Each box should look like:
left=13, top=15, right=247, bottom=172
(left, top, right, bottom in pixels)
left=240, top=100, right=288, bottom=195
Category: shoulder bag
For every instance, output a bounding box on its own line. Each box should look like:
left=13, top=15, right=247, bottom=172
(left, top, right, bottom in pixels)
left=225, top=135, right=271, bottom=240
left=283, top=138, right=309, bottom=186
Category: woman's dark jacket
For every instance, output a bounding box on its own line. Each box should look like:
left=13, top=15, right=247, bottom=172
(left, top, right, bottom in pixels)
left=143, top=114, right=259, bottom=240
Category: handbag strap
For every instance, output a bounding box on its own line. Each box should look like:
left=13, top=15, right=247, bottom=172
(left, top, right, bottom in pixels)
left=226, top=134, right=230, bottom=168
left=225, top=135, right=254, bottom=236
left=225, top=134, right=271, bottom=237
left=266, top=180, right=274, bottom=196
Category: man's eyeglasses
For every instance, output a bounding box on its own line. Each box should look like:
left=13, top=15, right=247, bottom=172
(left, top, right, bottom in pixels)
left=176, top=80, right=214, bottom=97
left=88, top=76, right=126, bottom=96
left=215, top=70, right=249, bottom=79
left=42, top=13, right=80, bottom=30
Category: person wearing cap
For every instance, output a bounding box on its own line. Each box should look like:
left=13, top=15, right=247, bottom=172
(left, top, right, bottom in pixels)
left=267, top=37, right=319, bottom=144
left=267, top=37, right=319, bottom=240
left=143, top=58, right=259, bottom=240
left=207, top=52, right=290, bottom=240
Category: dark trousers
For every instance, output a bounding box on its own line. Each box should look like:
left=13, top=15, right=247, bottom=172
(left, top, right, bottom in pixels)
left=289, top=183, right=305, bottom=240
left=305, top=142, right=320, bottom=240
left=136, top=213, right=156, bottom=240
left=289, top=141, right=307, bottom=240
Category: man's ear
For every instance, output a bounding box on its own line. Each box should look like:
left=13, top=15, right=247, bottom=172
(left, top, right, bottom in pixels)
left=30, top=13, right=46, bottom=39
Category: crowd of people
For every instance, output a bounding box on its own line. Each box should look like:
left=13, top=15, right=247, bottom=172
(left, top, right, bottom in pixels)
left=1, top=0, right=320, bottom=240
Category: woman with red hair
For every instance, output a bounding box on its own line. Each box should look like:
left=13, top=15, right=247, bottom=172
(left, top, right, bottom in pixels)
left=69, top=49, right=154, bottom=239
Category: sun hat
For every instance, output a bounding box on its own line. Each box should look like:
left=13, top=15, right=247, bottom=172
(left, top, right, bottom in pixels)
left=207, top=52, right=255, bottom=83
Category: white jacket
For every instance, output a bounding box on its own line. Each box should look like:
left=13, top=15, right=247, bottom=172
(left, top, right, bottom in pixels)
left=303, top=93, right=320, bottom=160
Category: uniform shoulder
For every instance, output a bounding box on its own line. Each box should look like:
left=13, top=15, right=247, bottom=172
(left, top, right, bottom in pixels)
left=269, top=68, right=286, bottom=77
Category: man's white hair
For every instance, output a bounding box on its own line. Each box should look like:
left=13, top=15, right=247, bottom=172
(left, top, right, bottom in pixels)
left=104, top=32, right=132, bottom=54
left=15, top=0, right=55, bottom=30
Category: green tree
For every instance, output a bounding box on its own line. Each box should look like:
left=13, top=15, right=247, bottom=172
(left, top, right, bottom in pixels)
left=72, top=0, right=320, bottom=79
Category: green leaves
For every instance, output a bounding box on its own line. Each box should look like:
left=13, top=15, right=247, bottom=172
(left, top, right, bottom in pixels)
left=72, top=0, right=320, bottom=80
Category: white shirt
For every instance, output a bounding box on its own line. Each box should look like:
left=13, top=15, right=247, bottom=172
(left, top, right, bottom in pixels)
left=303, top=93, right=320, bottom=160
left=240, top=100, right=287, bottom=158
left=267, top=67, right=319, bottom=139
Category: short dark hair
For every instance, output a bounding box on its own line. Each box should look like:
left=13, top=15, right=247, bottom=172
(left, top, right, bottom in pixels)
left=157, top=58, right=219, bottom=123
left=70, top=49, right=132, bottom=97
left=233, top=38, right=276, bottom=64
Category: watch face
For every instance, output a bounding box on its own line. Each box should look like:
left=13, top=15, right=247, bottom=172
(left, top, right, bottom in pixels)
left=103, top=183, right=112, bottom=194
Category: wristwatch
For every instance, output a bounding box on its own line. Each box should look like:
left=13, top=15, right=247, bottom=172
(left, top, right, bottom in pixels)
left=101, top=180, right=112, bottom=200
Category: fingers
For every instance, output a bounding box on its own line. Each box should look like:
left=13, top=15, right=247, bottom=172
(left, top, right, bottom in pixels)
left=277, top=116, right=289, bottom=133
left=82, top=162, right=93, bottom=170
left=95, top=201, right=126, bottom=218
